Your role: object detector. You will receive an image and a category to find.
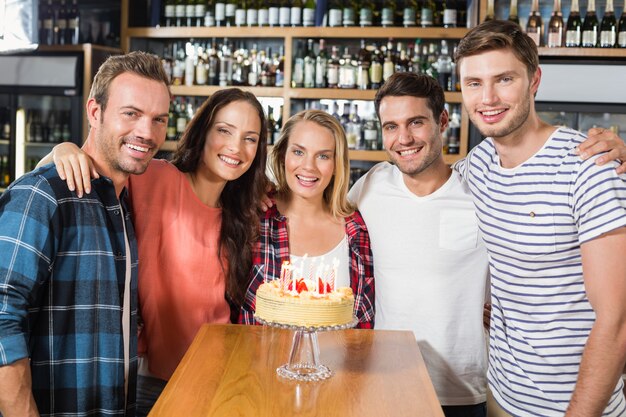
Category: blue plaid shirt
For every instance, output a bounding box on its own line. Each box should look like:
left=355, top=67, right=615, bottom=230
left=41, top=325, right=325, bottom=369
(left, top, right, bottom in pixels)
left=0, top=164, right=138, bottom=417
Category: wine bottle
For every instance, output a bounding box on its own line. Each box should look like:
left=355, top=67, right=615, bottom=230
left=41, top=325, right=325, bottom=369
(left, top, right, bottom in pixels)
left=582, top=0, right=599, bottom=47
left=403, top=0, right=418, bottom=26
left=420, top=0, right=435, bottom=26
left=291, top=0, right=303, bottom=26
left=56, top=0, right=68, bottom=44
left=214, top=0, right=226, bottom=26
left=302, top=0, right=316, bottom=26
left=381, top=0, right=397, bottom=27
left=41, top=0, right=55, bottom=45
left=342, top=0, right=357, bottom=26
left=619, top=0, right=626, bottom=47
left=565, top=0, right=582, bottom=46
left=359, top=0, right=375, bottom=26
left=327, top=0, right=343, bottom=26
left=184, top=0, right=195, bottom=26
left=258, top=0, right=270, bottom=26
left=547, top=0, right=564, bottom=47
left=279, top=0, right=291, bottom=26
left=508, top=0, right=520, bottom=25
left=599, top=0, right=617, bottom=47
left=326, top=45, right=341, bottom=88
left=315, top=39, right=329, bottom=87
left=526, top=0, right=543, bottom=46
left=267, top=106, right=276, bottom=145
left=369, top=44, right=384, bottom=88
left=235, top=0, right=247, bottom=27
left=225, top=0, right=237, bottom=26
left=303, top=39, right=316, bottom=87
left=484, top=0, right=495, bottom=21
left=443, top=0, right=458, bottom=27
left=195, top=0, right=207, bottom=26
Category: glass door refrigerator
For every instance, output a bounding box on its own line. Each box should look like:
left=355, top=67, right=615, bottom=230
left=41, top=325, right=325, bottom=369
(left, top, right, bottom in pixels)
left=0, top=53, right=83, bottom=191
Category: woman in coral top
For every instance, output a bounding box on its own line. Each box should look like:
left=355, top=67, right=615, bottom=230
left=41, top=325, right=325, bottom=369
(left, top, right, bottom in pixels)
left=238, top=110, right=375, bottom=328
left=40, top=88, right=268, bottom=416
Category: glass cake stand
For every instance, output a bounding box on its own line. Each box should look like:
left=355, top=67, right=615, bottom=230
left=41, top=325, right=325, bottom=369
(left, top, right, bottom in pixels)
left=255, top=316, right=359, bottom=382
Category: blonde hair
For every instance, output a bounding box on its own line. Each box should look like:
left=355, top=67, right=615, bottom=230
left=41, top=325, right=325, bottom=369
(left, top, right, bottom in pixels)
left=270, top=109, right=355, bottom=219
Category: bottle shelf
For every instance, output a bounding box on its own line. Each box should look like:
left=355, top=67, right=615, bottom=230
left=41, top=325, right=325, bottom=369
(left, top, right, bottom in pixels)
left=126, top=26, right=471, bottom=40
left=37, top=44, right=124, bottom=54
left=170, top=86, right=463, bottom=103
left=170, top=85, right=286, bottom=97
left=538, top=47, right=626, bottom=58
left=24, top=142, right=58, bottom=147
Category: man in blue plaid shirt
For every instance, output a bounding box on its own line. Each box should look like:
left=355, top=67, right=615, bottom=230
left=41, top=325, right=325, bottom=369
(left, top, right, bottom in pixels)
left=0, top=51, right=170, bottom=417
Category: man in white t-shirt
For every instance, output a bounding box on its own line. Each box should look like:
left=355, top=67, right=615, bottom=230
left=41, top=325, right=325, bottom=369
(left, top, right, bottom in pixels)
left=454, top=20, right=626, bottom=416
left=349, top=72, right=491, bottom=417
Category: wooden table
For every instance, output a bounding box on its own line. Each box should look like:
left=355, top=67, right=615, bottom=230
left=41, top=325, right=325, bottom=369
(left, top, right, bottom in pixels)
left=149, top=324, right=444, bottom=417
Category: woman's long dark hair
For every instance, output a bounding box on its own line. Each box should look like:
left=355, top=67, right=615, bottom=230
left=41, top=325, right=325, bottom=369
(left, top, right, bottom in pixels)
left=170, top=88, right=268, bottom=315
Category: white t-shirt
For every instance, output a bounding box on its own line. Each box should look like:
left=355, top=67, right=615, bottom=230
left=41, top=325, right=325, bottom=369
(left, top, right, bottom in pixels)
left=290, top=235, right=351, bottom=289
left=455, top=128, right=626, bottom=416
left=349, top=162, right=490, bottom=406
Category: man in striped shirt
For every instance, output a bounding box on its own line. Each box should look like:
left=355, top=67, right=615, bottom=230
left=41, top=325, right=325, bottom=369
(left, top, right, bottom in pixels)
left=455, top=20, right=626, bottom=416
left=0, top=52, right=171, bottom=417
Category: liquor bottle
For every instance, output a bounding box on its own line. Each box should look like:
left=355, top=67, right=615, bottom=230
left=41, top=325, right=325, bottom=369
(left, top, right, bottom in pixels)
left=339, top=47, right=357, bottom=88
left=56, top=0, right=68, bottom=45
left=207, top=40, right=220, bottom=85
left=484, top=0, right=495, bottom=21
left=363, top=117, right=379, bottom=150
left=302, top=0, right=316, bottom=26
left=343, top=0, right=358, bottom=26
left=582, top=0, right=599, bottom=47
left=619, top=1, right=626, bottom=47
left=215, top=0, right=226, bottom=26
left=327, top=0, right=343, bottom=27
left=403, top=0, right=418, bottom=26
left=447, top=106, right=461, bottom=154
left=526, top=0, right=543, bottom=46
left=267, top=106, right=277, bottom=145
left=326, top=45, right=341, bottom=88
left=225, top=0, right=237, bottom=26
left=565, top=0, right=582, bottom=46
left=303, top=39, right=316, bottom=87
left=167, top=101, right=177, bottom=141
left=258, top=0, right=270, bottom=25
left=599, top=0, right=617, bottom=47
left=508, top=0, right=520, bottom=25
left=420, top=0, right=435, bottom=26
left=443, top=0, right=457, bottom=27
left=41, top=0, right=55, bottom=45
left=315, top=39, right=329, bottom=87
left=547, top=0, right=564, bottom=47
left=235, top=0, right=248, bottom=26
left=274, top=106, right=283, bottom=143
left=195, top=48, right=208, bottom=85
left=433, top=0, right=443, bottom=26
left=356, top=39, right=371, bottom=89
left=292, top=40, right=305, bottom=87
left=268, top=0, right=280, bottom=26
left=291, top=0, right=304, bottom=26
left=369, top=44, right=383, bottom=88
left=67, top=0, right=80, bottom=44
left=436, top=40, right=452, bottom=90
left=346, top=104, right=361, bottom=149
left=247, top=0, right=259, bottom=26
left=340, top=102, right=350, bottom=132
left=248, top=48, right=261, bottom=86
left=381, top=0, right=397, bottom=27
left=195, top=0, right=207, bottom=26
left=382, top=44, right=395, bottom=81
left=360, top=0, right=375, bottom=26
left=279, top=0, right=291, bottom=26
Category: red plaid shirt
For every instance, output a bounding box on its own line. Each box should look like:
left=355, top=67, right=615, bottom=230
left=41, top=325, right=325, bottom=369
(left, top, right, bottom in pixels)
left=238, top=204, right=375, bottom=328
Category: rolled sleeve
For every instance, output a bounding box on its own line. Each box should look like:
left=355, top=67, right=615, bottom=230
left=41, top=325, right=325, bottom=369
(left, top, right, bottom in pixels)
left=0, top=176, right=57, bottom=365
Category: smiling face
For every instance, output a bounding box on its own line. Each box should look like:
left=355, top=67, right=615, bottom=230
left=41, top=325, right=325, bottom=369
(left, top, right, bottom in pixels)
left=197, top=100, right=261, bottom=184
left=459, top=48, right=540, bottom=140
left=284, top=120, right=336, bottom=202
left=90, top=72, right=170, bottom=179
left=379, top=95, right=447, bottom=178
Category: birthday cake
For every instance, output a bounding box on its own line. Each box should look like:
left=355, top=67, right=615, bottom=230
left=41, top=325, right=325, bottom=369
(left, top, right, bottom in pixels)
left=254, top=261, right=355, bottom=327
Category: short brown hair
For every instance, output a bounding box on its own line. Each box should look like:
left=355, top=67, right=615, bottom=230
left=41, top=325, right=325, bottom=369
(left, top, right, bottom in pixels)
left=374, top=72, right=445, bottom=121
left=454, top=20, right=539, bottom=79
left=89, top=51, right=171, bottom=111
left=271, top=109, right=354, bottom=219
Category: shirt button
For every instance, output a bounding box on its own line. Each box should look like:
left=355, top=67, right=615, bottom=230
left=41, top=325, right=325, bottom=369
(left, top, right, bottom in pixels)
left=116, top=251, right=122, bottom=256
left=114, top=210, right=120, bottom=216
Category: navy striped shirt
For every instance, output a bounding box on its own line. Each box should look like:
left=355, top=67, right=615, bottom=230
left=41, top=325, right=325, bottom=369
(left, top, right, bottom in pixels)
left=0, top=164, right=138, bottom=417
left=455, top=127, right=626, bottom=416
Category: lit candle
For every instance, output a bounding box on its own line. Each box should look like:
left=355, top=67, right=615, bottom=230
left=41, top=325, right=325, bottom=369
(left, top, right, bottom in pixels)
left=330, top=258, right=339, bottom=291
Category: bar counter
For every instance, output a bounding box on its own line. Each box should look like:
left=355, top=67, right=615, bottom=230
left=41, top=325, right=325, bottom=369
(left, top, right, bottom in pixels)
left=149, top=323, right=443, bottom=417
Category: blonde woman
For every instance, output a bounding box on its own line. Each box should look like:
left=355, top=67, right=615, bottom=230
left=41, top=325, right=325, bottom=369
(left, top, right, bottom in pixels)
left=238, top=109, right=375, bottom=328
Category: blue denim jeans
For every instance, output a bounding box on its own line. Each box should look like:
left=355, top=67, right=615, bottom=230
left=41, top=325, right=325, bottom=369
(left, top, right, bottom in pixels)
left=442, top=402, right=487, bottom=417
left=136, top=375, right=168, bottom=417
